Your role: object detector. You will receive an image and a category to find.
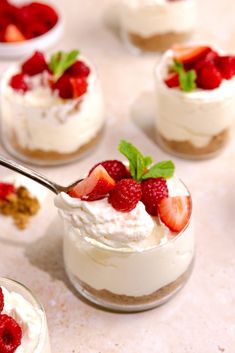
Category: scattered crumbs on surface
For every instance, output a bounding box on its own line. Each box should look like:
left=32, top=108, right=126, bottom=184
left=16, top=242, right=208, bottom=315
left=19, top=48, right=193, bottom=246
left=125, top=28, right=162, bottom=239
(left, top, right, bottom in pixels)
left=0, top=186, right=40, bottom=230
left=218, top=346, right=225, bottom=352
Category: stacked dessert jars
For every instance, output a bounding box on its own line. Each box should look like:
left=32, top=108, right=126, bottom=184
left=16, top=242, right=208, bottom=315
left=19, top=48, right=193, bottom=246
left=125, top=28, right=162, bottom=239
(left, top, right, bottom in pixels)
left=120, top=0, right=197, bottom=54
left=55, top=141, right=195, bottom=312
left=0, top=49, right=104, bottom=166
left=0, top=277, right=51, bottom=353
left=155, top=45, right=235, bottom=159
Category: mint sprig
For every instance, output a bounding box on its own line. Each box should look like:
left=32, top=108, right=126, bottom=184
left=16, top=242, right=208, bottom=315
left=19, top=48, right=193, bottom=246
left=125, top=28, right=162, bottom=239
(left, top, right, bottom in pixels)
left=49, top=50, right=80, bottom=80
left=118, top=140, right=174, bottom=182
left=172, top=60, right=197, bottom=92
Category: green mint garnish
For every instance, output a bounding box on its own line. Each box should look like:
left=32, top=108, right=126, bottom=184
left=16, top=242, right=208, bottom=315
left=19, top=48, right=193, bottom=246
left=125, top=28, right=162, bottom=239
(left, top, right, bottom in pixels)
left=49, top=50, right=80, bottom=80
left=172, top=60, right=197, bottom=92
left=118, top=140, right=175, bottom=182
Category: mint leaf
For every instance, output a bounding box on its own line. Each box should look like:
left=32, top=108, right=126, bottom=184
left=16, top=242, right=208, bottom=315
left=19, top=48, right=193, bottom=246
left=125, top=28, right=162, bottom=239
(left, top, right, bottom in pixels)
left=172, top=60, right=197, bottom=92
left=144, top=156, right=153, bottom=168
left=118, top=140, right=145, bottom=181
left=142, top=160, right=175, bottom=180
left=49, top=50, right=80, bottom=80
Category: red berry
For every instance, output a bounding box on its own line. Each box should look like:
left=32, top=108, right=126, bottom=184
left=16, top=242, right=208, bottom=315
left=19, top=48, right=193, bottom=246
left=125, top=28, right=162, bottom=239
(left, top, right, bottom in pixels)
left=23, top=21, right=48, bottom=39
left=53, top=74, right=73, bottom=99
left=0, top=314, right=22, bottom=353
left=196, top=62, right=222, bottom=90
left=141, top=177, right=168, bottom=216
left=0, top=288, right=4, bottom=313
left=89, top=160, right=129, bottom=182
left=68, top=165, right=116, bottom=201
left=157, top=196, right=191, bottom=232
left=22, top=51, right=48, bottom=76
left=66, top=60, right=90, bottom=78
left=10, top=73, right=29, bottom=93
left=108, top=179, right=142, bottom=212
left=164, top=72, right=179, bottom=88
left=0, top=183, right=15, bottom=200
left=215, top=56, right=235, bottom=80
left=70, top=77, right=88, bottom=98
left=28, top=2, right=58, bottom=29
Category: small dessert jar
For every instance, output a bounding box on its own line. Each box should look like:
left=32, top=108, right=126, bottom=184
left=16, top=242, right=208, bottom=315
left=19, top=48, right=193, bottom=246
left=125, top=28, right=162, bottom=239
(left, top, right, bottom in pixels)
left=155, top=47, right=235, bottom=159
left=119, top=0, right=197, bottom=54
left=55, top=178, right=194, bottom=312
left=0, top=277, right=51, bottom=353
left=0, top=50, right=104, bottom=166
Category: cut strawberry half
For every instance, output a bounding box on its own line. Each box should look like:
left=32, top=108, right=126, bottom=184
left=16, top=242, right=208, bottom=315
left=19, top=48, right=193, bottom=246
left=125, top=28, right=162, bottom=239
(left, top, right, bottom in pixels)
left=70, top=77, right=88, bottom=98
left=157, top=196, right=191, bottom=233
left=22, top=51, right=48, bottom=76
left=4, top=24, right=26, bottom=43
left=0, top=183, right=15, bottom=200
left=173, top=45, right=213, bottom=66
left=68, top=165, right=116, bottom=201
left=164, top=72, right=179, bottom=88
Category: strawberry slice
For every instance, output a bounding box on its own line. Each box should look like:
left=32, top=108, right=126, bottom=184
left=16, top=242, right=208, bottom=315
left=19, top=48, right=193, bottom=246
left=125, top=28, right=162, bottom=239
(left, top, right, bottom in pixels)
left=70, top=77, right=88, bottom=98
left=68, top=165, right=116, bottom=201
left=157, top=196, right=191, bottom=233
left=164, top=72, right=179, bottom=88
left=173, top=45, right=213, bottom=66
left=4, top=24, right=26, bottom=43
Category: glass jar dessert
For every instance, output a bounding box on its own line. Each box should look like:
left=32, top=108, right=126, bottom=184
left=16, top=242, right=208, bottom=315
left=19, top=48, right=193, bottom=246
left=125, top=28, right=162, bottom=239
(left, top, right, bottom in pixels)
left=0, top=50, right=104, bottom=166
left=0, top=277, right=51, bottom=353
left=55, top=140, right=194, bottom=312
left=155, top=45, right=235, bottom=159
left=119, top=0, right=197, bottom=54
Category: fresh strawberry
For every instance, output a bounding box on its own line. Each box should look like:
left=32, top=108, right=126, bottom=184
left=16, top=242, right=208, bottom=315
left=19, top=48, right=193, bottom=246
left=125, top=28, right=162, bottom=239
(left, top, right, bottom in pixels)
left=157, top=196, right=191, bottom=232
left=4, top=24, right=26, bottom=43
left=0, top=183, right=15, bottom=200
left=0, top=288, right=3, bottom=313
left=23, top=22, right=48, bottom=39
left=10, top=73, right=29, bottom=93
left=89, top=160, right=129, bottom=182
left=68, top=165, right=115, bottom=201
left=28, top=2, right=58, bottom=29
left=52, top=74, right=73, bottom=99
left=22, top=51, right=48, bottom=76
left=214, top=56, right=235, bottom=79
left=164, top=72, right=179, bottom=88
left=0, top=314, right=22, bottom=353
left=173, top=45, right=213, bottom=66
left=141, top=177, right=168, bottom=216
left=108, top=179, right=142, bottom=212
left=66, top=60, right=90, bottom=78
left=70, top=77, right=88, bottom=98
left=196, top=62, right=222, bottom=89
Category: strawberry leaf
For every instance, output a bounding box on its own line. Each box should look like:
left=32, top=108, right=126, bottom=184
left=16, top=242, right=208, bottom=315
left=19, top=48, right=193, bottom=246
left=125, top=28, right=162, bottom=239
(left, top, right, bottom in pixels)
left=172, top=60, right=197, bottom=92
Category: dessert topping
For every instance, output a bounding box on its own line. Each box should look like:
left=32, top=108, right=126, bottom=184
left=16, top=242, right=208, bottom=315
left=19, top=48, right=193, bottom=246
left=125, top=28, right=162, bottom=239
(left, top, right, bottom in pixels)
left=0, top=288, right=3, bottom=313
left=89, top=160, right=129, bottom=182
left=141, top=177, right=168, bottom=216
left=9, top=73, right=29, bottom=93
left=21, top=51, right=48, bottom=76
left=196, top=61, right=222, bottom=90
left=171, top=60, right=196, bottom=92
left=0, top=314, right=22, bottom=353
left=108, top=179, right=142, bottom=212
left=157, top=196, right=191, bottom=232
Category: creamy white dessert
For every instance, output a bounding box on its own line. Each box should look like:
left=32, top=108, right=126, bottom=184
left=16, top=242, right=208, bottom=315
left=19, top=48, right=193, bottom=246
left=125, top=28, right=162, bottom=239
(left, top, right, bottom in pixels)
left=120, top=0, right=197, bottom=52
left=0, top=51, right=104, bottom=165
left=0, top=284, right=51, bottom=353
left=55, top=177, right=194, bottom=303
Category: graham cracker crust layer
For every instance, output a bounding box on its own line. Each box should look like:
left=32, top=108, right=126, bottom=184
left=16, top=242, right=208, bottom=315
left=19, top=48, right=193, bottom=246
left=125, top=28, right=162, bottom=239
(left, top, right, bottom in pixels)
left=156, top=129, right=229, bottom=158
left=128, top=31, right=193, bottom=52
left=79, top=269, right=189, bottom=306
left=5, top=127, right=103, bottom=163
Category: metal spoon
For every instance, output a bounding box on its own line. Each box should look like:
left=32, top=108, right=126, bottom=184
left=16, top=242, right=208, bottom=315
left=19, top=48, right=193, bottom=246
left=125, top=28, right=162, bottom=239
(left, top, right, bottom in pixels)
left=0, top=155, right=81, bottom=194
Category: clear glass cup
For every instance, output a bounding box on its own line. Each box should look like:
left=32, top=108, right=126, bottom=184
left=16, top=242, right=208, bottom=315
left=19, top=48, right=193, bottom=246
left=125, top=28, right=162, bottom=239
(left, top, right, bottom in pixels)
left=0, top=277, right=51, bottom=353
left=58, top=187, right=194, bottom=312
left=119, top=0, right=197, bottom=54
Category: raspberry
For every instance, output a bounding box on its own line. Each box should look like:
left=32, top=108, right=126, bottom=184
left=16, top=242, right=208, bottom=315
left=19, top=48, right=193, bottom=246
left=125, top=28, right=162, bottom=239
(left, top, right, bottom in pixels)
left=141, top=177, right=168, bottom=216
left=164, top=72, right=179, bottom=88
left=89, top=160, right=129, bottom=182
left=52, top=74, right=73, bottom=99
left=23, top=22, right=48, bottom=39
left=22, top=51, right=48, bottom=76
left=215, top=56, right=235, bottom=80
left=66, top=60, right=90, bottom=78
left=196, top=62, right=222, bottom=90
left=9, top=73, right=29, bottom=93
left=108, top=179, right=141, bottom=212
left=28, top=2, right=58, bottom=29
left=70, top=77, right=88, bottom=98
left=0, top=288, right=4, bottom=313
left=0, top=314, right=22, bottom=353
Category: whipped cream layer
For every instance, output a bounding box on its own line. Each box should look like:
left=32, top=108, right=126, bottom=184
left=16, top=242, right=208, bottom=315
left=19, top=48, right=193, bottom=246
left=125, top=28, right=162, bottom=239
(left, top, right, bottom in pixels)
left=155, top=50, right=235, bottom=147
left=1, top=286, right=45, bottom=353
left=0, top=60, right=104, bottom=154
left=56, top=177, right=194, bottom=296
left=120, top=0, right=196, bottom=37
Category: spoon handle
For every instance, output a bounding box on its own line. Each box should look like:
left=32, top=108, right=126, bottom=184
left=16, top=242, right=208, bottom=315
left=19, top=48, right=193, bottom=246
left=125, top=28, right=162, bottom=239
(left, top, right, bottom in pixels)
left=0, top=155, right=59, bottom=194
